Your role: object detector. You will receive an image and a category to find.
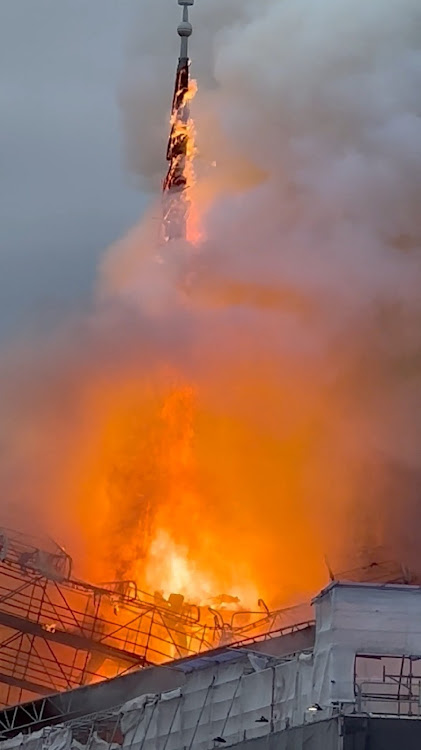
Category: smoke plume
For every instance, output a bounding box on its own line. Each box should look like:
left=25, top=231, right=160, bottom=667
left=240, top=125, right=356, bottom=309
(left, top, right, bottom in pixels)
left=1, top=0, right=421, bottom=605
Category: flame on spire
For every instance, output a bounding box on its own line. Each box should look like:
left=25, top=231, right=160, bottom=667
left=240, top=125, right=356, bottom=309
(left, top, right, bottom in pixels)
left=162, top=1, right=200, bottom=245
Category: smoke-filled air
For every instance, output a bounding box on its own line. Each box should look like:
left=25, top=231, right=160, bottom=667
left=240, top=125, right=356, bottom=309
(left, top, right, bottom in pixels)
left=1, top=0, right=421, bottom=610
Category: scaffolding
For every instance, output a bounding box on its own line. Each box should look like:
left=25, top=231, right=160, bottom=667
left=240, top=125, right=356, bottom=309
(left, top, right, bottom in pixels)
left=0, top=527, right=211, bottom=706
left=355, top=654, right=421, bottom=716
left=0, top=618, right=315, bottom=739
left=0, top=527, right=312, bottom=710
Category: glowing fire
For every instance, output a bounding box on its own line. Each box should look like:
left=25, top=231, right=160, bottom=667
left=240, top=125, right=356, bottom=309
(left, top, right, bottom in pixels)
left=185, top=128, right=202, bottom=244
left=130, top=386, right=258, bottom=607
left=145, top=530, right=214, bottom=603
left=93, top=383, right=256, bottom=609
left=29, top=69, right=327, bottom=620
left=131, top=83, right=220, bottom=606
left=183, top=80, right=202, bottom=244
left=164, top=78, right=202, bottom=245
left=145, top=529, right=260, bottom=607
left=71, top=75, right=326, bottom=613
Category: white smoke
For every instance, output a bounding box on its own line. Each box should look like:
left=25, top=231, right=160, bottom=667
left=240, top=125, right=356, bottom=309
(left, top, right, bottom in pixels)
left=119, top=0, right=262, bottom=188
left=113, top=0, right=421, bottom=574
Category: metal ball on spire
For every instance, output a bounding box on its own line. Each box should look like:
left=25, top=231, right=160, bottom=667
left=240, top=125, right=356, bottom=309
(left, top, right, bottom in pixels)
left=177, top=21, right=193, bottom=38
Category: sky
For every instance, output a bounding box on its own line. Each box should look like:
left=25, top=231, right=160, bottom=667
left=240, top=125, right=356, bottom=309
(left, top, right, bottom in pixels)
left=0, top=0, right=146, bottom=342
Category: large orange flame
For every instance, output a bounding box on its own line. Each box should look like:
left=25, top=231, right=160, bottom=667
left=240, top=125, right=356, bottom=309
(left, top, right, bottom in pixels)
left=80, top=77, right=328, bottom=612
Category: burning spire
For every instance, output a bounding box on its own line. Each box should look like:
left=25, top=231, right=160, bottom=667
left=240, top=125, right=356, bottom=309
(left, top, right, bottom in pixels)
left=162, top=0, right=195, bottom=242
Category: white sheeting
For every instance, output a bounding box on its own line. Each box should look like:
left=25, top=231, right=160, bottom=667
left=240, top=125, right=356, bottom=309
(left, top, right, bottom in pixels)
left=119, top=655, right=320, bottom=750
left=313, top=583, right=421, bottom=705
left=120, top=694, right=157, bottom=735
left=0, top=729, right=44, bottom=750
left=0, top=727, right=119, bottom=750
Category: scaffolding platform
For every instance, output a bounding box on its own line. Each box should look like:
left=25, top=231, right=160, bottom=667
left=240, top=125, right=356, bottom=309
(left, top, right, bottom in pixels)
left=0, top=527, right=311, bottom=709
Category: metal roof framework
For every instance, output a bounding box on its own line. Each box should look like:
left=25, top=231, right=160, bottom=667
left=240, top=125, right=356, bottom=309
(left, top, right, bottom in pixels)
left=0, top=527, right=316, bottom=723
left=0, top=619, right=315, bottom=739
left=0, top=529, right=216, bottom=708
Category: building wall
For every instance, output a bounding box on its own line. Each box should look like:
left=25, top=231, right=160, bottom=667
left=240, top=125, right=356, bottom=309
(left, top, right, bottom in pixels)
left=313, top=583, right=421, bottom=705
left=342, top=716, right=421, bottom=750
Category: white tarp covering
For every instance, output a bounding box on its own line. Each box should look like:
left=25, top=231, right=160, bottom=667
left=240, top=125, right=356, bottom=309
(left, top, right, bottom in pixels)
left=0, top=728, right=95, bottom=750
left=119, top=653, right=321, bottom=750
left=314, top=583, right=421, bottom=705
left=0, top=727, right=120, bottom=750
left=273, top=653, right=314, bottom=730
left=120, top=694, right=157, bottom=736
left=119, top=658, right=269, bottom=750
left=0, top=729, right=45, bottom=750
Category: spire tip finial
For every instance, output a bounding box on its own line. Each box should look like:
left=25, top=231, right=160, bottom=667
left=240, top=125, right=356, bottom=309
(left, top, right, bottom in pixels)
left=177, top=0, right=193, bottom=59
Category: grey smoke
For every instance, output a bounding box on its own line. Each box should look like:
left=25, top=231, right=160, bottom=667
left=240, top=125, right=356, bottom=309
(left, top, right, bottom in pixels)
left=115, top=0, right=421, bottom=573
left=0, top=0, right=421, bottom=594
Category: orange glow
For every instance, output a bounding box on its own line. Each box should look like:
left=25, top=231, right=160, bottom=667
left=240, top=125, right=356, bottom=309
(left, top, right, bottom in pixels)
left=0, top=72, right=338, bottom=628
left=168, top=78, right=202, bottom=245
left=183, top=83, right=202, bottom=245
left=62, top=361, right=329, bottom=613
left=57, top=76, right=330, bottom=613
